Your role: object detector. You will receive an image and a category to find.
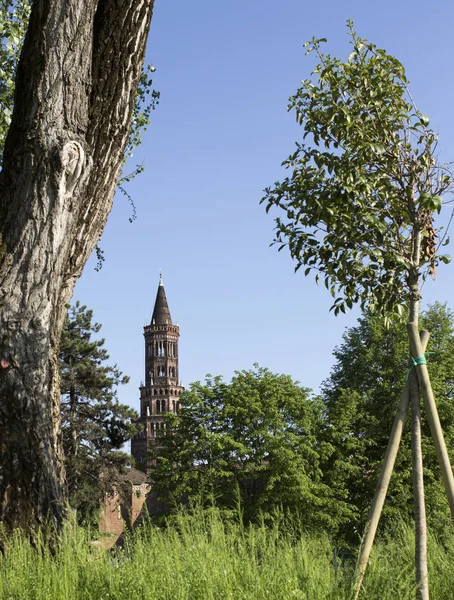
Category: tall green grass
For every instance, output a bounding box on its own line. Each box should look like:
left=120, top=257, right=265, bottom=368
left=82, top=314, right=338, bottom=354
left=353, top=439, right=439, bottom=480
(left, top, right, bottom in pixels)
left=0, top=510, right=453, bottom=599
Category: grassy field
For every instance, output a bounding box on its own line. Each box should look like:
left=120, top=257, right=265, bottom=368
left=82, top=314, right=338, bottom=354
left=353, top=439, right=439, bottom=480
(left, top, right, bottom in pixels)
left=0, top=510, right=453, bottom=599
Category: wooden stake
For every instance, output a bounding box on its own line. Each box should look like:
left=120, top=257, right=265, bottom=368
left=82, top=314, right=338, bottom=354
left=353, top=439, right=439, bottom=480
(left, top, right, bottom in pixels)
left=353, top=331, right=429, bottom=600
left=410, top=369, right=429, bottom=600
left=407, top=322, right=454, bottom=521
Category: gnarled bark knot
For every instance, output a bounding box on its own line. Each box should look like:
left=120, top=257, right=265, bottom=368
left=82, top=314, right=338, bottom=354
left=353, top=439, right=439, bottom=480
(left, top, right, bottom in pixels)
left=60, top=141, right=90, bottom=195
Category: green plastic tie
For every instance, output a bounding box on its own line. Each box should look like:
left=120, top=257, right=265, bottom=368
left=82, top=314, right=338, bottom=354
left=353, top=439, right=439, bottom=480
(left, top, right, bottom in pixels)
left=406, top=352, right=434, bottom=381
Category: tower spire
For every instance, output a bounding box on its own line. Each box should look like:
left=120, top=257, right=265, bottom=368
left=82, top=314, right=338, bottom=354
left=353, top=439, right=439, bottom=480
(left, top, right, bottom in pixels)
left=151, top=273, right=172, bottom=325
left=132, top=276, right=183, bottom=471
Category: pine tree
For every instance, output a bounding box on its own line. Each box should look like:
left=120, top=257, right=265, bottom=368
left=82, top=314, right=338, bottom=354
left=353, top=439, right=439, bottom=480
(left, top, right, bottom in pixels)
left=59, top=302, right=140, bottom=524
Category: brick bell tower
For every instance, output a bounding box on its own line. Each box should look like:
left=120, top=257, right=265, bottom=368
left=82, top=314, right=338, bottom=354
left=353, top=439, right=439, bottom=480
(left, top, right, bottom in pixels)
left=131, top=274, right=183, bottom=471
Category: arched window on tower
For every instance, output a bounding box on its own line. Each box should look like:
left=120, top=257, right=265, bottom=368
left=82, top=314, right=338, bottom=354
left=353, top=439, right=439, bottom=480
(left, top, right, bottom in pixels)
left=156, top=399, right=161, bottom=413
left=162, top=399, right=166, bottom=412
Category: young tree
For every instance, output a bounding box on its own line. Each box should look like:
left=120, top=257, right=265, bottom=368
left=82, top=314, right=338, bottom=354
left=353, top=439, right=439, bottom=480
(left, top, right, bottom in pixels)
left=0, top=0, right=155, bottom=533
left=60, top=302, right=140, bottom=525
left=262, top=22, right=454, bottom=598
left=150, top=366, right=353, bottom=532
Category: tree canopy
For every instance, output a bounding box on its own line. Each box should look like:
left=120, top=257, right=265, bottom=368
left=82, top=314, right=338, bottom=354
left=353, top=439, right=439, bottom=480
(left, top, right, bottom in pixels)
left=150, top=366, right=353, bottom=532
left=262, top=21, right=453, bottom=320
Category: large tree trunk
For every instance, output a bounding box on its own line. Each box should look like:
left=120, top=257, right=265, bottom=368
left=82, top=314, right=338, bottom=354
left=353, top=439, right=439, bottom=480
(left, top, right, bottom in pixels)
left=0, top=0, right=155, bottom=534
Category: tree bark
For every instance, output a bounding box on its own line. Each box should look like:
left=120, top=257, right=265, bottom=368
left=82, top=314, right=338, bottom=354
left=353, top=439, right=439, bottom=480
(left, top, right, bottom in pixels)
left=0, top=0, right=155, bottom=535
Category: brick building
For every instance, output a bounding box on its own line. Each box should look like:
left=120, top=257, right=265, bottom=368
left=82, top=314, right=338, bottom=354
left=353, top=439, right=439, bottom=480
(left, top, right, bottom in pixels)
left=99, top=467, right=149, bottom=538
left=131, top=274, right=184, bottom=471
left=100, top=276, right=182, bottom=541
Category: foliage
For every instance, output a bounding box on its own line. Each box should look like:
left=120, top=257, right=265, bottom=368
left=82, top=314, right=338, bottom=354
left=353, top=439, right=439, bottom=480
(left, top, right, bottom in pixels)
left=59, top=302, right=140, bottom=524
left=150, top=365, right=353, bottom=532
left=262, top=21, right=453, bottom=319
left=117, top=62, right=160, bottom=223
left=0, top=0, right=30, bottom=164
left=1, top=513, right=454, bottom=599
left=321, top=303, right=454, bottom=540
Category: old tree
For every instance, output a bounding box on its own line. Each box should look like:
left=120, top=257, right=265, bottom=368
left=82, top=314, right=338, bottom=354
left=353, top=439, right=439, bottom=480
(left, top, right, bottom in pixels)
left=0, top=0, right=155, bottom=533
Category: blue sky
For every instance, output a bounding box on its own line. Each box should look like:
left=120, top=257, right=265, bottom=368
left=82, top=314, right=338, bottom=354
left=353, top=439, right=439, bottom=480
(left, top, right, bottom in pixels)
left=73, top=0, right=454, bottom=411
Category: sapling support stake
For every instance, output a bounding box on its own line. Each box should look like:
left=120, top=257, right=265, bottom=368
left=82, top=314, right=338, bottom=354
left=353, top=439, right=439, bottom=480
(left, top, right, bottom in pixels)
left=353, top=331, right=429, bottom=600
left=410, top=355, right=429, bottom=600
left=407, top=323, right=454, bottom=519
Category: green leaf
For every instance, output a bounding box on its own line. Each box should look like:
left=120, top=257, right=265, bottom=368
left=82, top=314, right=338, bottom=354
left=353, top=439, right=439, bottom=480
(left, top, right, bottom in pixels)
left=420, top=115, right=430, bottom=127
left=432, top=195, right=443, bottom=213
left=419, top=194, right=442, bottom=213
